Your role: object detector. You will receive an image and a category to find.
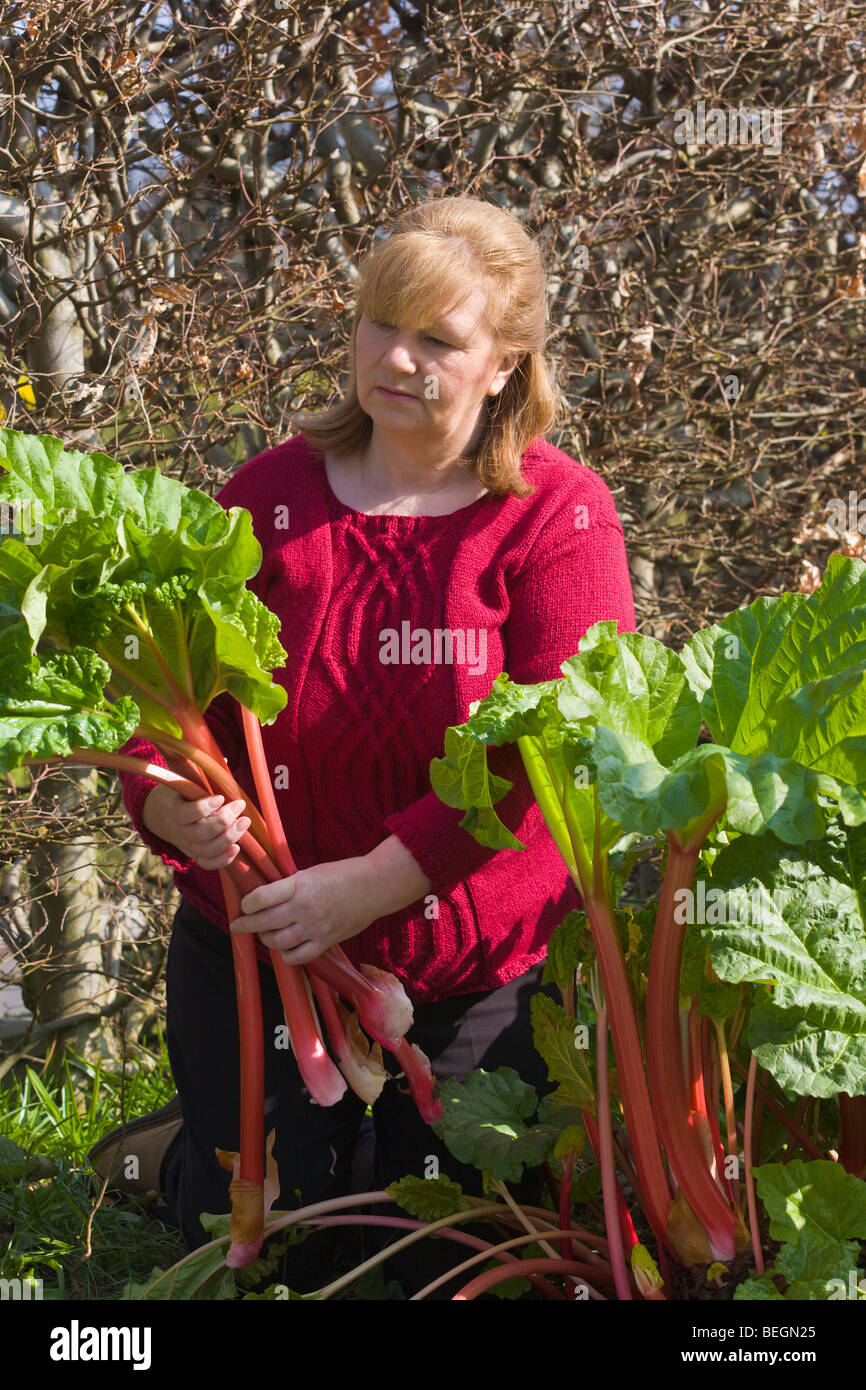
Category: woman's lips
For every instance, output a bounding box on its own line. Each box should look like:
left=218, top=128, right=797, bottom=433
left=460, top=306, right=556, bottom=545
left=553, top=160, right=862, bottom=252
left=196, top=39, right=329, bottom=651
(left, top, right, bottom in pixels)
left=377, top=386, right=416, bottom=399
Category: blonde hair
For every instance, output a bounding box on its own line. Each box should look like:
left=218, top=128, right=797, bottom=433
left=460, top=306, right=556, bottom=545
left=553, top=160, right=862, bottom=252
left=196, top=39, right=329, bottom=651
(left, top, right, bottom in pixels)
left=290, top=195, right=564, bottom=498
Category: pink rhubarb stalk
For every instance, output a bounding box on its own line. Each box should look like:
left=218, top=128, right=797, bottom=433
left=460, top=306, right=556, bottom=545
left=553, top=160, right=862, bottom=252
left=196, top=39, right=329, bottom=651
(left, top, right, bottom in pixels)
left=744, top=1053, right=764, bottom=1274
left=238, top=705, right=346, bottom=1105
left=579, top=889, right=673, bottom=1254
left=216, top=864, right=266, bottom=1265
left=310, top=978, right=387, bottom=1105
left=647, top=832, right=737, bottom=1261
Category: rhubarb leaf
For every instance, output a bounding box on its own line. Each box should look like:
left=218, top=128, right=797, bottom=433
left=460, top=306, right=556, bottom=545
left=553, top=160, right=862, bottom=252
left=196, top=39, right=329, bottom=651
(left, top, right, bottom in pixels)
left=534, top=1096, right=586, bottom=1145
left=752, top=1159, right=866, bottom=1243
left=487, top=1274, right=534, bottom=1298
left=553, top=1124, right=586, bottom=1161
left=541, top=909, right=589, bottom=994
left=530, top=993, right=597, bottom=1112
left=774, top=1232, right=861, bottom=1297
left=5, top=552, right=287, bottom=740
left=570, top=1165, right=602, bottom=1203
left=682, top=553, right=866, bottom=790
left=592, top=727, right=849, bottom=847
left=735, top=1160, right=866, bottom=1301
left=191, top=580, right=287, bottom=719
left=429, top=720, right=528, bottom=851
left=680, top=920, right=744, bottom=1021
left=121, top=1244, right=238, bottom=1300
left=0, top=427, right=288, bottom=731
left=734, top=1274, right=785, bottom=1300
left=0, top=426, right=231, bottom=541
left=333, top=1266, right=406, bottom=1300
left=387, top=1174, right=466, bottom=1221
left=706, top=819, right=866, bottom=1096
left=0, top=648, right=140, bottom=772
left=432, top=1067, right=569, bottom=1183
left=430, top=661, right=622, bottom=871
left=558, top=619, right=702, bottom=766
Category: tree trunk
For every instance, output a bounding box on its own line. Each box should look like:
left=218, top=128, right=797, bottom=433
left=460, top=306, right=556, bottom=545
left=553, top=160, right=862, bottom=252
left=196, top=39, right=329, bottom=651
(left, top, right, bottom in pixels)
left=23, top=765, right=121, bottom=1072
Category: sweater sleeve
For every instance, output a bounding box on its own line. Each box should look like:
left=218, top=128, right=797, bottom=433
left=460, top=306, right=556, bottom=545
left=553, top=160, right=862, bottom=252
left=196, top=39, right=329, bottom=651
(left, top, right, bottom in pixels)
left=382, top=490, right=637, bottom=897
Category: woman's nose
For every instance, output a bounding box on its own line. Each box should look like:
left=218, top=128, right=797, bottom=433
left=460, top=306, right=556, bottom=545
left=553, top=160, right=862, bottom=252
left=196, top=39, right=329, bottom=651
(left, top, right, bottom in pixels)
left=381, top=335, right=416, bottom=371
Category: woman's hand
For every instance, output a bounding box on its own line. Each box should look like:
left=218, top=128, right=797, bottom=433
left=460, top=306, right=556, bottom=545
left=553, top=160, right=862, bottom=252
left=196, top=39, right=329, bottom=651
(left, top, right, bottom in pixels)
left=142, top=785, right=250, bottom=871
left=228, top=856, right=382, bottom=965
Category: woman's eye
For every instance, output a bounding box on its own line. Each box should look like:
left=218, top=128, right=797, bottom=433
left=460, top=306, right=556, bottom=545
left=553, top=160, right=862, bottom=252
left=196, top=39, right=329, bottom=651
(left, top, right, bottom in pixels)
left=369, top=320, right=449, bottom=348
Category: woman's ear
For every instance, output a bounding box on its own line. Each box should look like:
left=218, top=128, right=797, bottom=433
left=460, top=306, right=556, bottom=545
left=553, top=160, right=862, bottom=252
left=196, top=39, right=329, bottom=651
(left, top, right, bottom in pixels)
left=487, top=352, right=523, bottom=397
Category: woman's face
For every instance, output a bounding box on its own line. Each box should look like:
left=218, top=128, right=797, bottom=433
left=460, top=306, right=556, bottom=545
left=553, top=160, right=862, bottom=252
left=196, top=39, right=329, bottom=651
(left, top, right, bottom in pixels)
left=354, top=283, right=518, bottom=457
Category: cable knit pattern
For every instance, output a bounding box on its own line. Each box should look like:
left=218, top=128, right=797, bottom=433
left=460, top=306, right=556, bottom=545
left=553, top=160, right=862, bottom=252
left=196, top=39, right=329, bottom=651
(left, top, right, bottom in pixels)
left=117, top=432, right=636, bottom=1002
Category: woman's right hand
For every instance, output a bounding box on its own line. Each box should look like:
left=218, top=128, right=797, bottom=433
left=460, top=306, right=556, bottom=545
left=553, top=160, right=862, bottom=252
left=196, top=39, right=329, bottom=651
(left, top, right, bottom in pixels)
left=142, top=785, right=252, bottom=871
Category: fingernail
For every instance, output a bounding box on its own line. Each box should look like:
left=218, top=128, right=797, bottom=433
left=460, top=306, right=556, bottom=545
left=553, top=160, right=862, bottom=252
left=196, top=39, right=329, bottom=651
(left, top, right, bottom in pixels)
left=209, top=796, right=224, bottom=808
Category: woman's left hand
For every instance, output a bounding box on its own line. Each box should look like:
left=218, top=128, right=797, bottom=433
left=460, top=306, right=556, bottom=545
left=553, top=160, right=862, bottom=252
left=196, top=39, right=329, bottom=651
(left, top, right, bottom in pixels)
left=228, top=856, right=381, bottom=965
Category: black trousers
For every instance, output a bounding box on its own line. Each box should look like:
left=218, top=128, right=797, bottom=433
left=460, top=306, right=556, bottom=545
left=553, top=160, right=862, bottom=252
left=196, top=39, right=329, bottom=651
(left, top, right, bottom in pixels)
left=162, top=895, right=557, bottom=1295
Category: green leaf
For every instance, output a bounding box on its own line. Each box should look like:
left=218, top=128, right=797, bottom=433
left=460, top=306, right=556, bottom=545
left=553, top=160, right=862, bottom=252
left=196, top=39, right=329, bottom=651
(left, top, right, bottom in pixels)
left=681, top=553, right=866, bottom=789
left=752, top=1159, right=866, bottom=1244
left=679, top=875, right=746, bottom=1021
left=774, top=1232, right=860, bottom=1292
left=559, top=620, right=702, bottom=767
left=429, top=719, right=527, bottom=852
left=333, top=1266, right=406, bottom=1300
left=0, top=427, right=230, bottom=543
left=734, top=1274, right=786, bottom=1300
left=432, top=1067, right=560, bottom=1183
left=552, top=1125, right=586, bottom=1162
left=541, top=910, right=589, bottom=994
left=0, top=647, right=140, bottom=773
left=707, top=819, right=866, bottom=1096
left=682, top=591, right=810, bottom=751
left=569, top=1164, right=602, bottom=1204
left=0, top=429, right=287, bottom=735
left=530, top=994, right=597, bottom=1113
left=735, top=1161, right=866, bottom=1301
left=593, top=730, right=840, bottom=847
left=121, top=1241, right=238, bottom=1300
left=386, top=1174, right=467, bottom=1222
left=533, top=1094, right=586, bottom=1148
left=191, top=581, right=287, bottom=720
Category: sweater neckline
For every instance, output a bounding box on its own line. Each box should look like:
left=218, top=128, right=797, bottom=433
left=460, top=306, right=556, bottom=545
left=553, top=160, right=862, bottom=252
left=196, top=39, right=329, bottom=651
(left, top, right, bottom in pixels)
left=312, top=443, right=495, bottom=524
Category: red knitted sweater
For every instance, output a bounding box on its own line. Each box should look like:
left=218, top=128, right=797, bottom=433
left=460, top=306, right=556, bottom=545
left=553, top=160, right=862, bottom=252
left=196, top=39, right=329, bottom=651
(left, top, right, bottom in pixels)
left=117, top=431, right=636, bottom=1003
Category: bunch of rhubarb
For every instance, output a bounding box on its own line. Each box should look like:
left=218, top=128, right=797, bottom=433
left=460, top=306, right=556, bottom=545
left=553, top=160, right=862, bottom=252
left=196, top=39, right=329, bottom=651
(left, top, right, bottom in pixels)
left=0, top=427, right=441, bottom=1267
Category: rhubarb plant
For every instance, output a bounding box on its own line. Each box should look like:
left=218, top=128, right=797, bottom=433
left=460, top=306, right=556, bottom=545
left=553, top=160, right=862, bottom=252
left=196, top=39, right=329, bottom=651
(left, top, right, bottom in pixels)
left=0, top=427, right=441, bottom=1269
left=429, top=552, right=866, bottom=1285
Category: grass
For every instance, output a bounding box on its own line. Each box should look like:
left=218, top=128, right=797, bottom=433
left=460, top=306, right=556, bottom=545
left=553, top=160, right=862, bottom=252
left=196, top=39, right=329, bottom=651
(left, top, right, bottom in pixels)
left=0, top=1028, right=409, bottom=1300
left=0, top=1030, right=188, bottom=1299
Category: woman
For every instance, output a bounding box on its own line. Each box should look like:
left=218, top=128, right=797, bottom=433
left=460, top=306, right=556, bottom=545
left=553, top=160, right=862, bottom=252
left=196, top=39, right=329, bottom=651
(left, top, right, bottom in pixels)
left=92, top=195, right=636, bottom=1294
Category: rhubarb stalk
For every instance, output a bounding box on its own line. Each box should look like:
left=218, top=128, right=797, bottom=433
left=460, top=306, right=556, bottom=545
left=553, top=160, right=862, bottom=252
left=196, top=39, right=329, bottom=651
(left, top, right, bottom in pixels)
left=646, top=831, right=737, bottom=1261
